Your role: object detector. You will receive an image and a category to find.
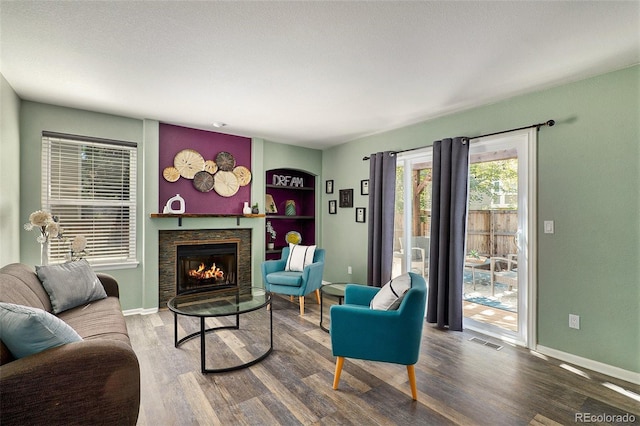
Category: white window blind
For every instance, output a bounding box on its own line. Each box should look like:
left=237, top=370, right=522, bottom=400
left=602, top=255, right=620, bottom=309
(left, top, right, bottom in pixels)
left=41, top=132, right=137, bottom=266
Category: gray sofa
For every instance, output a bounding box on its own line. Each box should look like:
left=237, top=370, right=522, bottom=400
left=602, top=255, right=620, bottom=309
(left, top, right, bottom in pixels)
left=0, top=263, right=140, bottom=425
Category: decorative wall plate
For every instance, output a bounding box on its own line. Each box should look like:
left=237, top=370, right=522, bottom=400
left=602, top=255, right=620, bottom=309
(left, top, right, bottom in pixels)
left=285, top=231, right=302, bottom=245
left=215, top=151, right=236, bottom=171
left=162, top=166, right=180, bottom=182
left=213, top=170, right=240, bottom=197
left=174, top=149, right=205, bottom=179
left=233, top=166, right=252, bottom=186
left=204, top=160, right=218, bottom=174
left=193, top=171, right=214, bottom=192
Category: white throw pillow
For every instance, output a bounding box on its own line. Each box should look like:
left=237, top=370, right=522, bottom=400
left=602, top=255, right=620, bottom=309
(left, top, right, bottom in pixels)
left=285, top=244, right=317, bottom=272
left=370, top=273, right=412, bottom=310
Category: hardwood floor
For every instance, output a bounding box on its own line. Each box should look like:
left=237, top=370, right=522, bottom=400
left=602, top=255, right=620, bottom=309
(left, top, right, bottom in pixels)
left=126, top=295, right=640, bottom=425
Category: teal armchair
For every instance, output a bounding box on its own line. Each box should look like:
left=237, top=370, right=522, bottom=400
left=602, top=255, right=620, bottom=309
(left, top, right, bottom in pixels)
left=261, top=247, right=325, bottom=316
left=330, top=272, right=427, bottom=400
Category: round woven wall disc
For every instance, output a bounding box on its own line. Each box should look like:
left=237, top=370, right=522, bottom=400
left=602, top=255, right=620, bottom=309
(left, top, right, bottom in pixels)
left=193, top=171, right=214, bottom=192
left=215, top=151, right=236, bottom=171
left=174, top=149, right=205, bottom=179
left=204, top=160, right=218, bottom=174
left=213, top=171, right=240, bottom=197
left=233, top=166, right=252, bottom=186
left=162, top=166, right=180, bottom=182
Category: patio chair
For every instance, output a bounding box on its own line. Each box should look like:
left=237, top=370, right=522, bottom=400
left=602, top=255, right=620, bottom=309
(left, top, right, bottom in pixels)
left=490, top=256, right=518, bottom=295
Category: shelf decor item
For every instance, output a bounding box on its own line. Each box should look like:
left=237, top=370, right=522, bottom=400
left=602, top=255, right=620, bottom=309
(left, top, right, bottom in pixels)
left=252, top=203, right=259, bottom=214
left=265, top=194, right=277, bottom=213
left=266, top=221, right=276, bottom=250
left=243, top=202, right=252, bottom=215
left=285, top=231, right=302, bottom=245
left=285, top=200, right=297, bottom=216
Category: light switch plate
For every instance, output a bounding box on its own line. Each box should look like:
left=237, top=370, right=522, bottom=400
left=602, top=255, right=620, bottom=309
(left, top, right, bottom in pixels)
left=544, top=220, right=554, bottom=234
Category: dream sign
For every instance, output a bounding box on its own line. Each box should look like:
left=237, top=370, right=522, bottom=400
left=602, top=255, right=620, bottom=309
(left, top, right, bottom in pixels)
left=272, top=174, right=304, bottom=187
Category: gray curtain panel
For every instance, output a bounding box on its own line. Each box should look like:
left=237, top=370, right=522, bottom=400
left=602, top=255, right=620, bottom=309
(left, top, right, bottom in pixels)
left=426, top=137, right=469, bottom=330
left=367, top=151, right=397, bottom=287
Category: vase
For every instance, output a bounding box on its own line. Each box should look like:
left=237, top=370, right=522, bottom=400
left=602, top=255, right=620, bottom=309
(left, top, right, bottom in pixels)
left=243, top=201, right=252, bottom=215
left=267, top=242, right=275, bottom=250
left=40, top=241, right=49, bottom=266
left=285, top=200, right=296, bottom=216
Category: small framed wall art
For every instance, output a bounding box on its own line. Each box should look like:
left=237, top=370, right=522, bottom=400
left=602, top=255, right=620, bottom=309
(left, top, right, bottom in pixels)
left=326, top=180, right=334, bottom=194
left=361, top=179, right=369, bottom=195
left=356, top=207, right=366, bottom=223
left=328, top=200, right=337, bottom=214
left=339, top=189, right=353, bottom=208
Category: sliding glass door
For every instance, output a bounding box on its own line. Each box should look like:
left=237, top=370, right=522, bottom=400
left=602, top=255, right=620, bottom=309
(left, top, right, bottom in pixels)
left=463, top=130, right=535, bottom=347
left=394, top=129, right=536, bottom=347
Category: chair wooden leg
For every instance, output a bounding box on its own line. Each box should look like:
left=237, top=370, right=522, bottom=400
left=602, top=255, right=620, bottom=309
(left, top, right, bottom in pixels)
left=290, top=295, right=294, bottom=302
left=315, top=289, right=321, bottom=304
left=407, top=364, right=418, bottom=401
left=299, top=296, right=305, bottom=316
left=333, top=356, right=344, bottom=390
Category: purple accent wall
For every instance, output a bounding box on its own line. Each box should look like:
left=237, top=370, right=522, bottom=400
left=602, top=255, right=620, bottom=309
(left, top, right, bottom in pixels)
left=159, top=124, right=252, bottom=214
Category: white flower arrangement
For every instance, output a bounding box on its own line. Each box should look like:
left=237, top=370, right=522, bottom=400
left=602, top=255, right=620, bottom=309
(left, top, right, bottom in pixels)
left=24, top=210, right=62, bottom=244
left=68, top=235, right=89, bottom=261
left=266, top=221, right=276, bottom=242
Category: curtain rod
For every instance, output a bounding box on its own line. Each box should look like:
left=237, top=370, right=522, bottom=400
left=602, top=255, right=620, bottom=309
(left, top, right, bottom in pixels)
left=362, top=119, right=555, bottom=160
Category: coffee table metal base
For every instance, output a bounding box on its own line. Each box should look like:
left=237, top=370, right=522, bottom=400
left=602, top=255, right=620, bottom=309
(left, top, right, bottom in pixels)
left=173, top=306, right=273, bottom=374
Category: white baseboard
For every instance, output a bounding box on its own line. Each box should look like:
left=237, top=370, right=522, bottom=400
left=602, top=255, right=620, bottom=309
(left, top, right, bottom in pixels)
left=536, top=345, right=640, bottom=385
left=123, top=307, right=158, bottom=316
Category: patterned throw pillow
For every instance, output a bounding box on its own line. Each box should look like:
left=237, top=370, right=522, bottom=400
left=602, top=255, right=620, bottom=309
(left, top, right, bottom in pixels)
left=285, top=244, right=317, bottom=272
left=370, top=273, right=412, bottom=310
left=0, top=302, right=82, bottom=359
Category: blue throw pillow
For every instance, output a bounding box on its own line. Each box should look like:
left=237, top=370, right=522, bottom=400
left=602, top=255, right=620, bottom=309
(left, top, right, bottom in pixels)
left=0, top=302, right=82, bottom=359
left=36, top=259, right=107, bottom=314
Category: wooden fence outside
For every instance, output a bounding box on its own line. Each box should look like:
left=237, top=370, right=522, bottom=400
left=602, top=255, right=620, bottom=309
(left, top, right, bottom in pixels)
left=395, top=209, right=518, bottom=258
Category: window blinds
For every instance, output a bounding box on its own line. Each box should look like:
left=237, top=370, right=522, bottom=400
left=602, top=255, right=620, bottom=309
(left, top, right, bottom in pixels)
left=41, top=132, right=138, bottom=266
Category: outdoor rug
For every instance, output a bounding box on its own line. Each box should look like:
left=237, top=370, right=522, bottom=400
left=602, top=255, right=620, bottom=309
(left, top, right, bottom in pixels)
left=463, top=295, right=516, bottom=313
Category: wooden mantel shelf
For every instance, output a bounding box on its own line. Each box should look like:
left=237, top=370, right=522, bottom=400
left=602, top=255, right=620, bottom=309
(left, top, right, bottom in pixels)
left=150, top=213, right=265, bottom=226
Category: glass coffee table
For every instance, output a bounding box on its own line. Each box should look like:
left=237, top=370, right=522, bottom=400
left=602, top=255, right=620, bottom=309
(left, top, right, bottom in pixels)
left=320, top=283, right=347, bottom=332
left=167, top=286, right=272, bottom=374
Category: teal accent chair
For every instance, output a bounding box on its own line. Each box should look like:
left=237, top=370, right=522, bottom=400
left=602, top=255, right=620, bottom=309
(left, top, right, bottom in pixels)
left=330, top=272, right=427, bottom=400
left=261, top=247, right=325, bottom=316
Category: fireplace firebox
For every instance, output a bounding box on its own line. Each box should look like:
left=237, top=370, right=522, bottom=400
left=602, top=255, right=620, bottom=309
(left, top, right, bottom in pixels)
left=176, top=241, right=238, bottom=294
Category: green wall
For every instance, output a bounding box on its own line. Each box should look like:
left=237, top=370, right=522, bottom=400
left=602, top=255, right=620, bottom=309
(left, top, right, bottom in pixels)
left=18, top=101, right=145, bottom=309
left=11, top=66, right=638, bottom=374
left=16, top=103, right=323, bottom=312
left=0, top=74, right=21, bottom=265
left=322, top=65, right=640, bottom=373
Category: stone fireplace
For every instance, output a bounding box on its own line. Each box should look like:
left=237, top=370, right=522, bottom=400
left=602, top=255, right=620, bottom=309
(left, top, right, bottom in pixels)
left=159, top=229, right=252, bottom=307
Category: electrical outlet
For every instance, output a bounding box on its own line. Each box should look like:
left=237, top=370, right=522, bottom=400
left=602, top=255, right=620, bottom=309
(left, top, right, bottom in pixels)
left=347, top=266, right=352, bottom=274
left=569, top=314, right=580, bottom=329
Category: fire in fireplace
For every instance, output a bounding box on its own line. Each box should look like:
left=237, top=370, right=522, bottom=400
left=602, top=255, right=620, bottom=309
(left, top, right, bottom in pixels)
left=176, top=241, right=238, bottom=294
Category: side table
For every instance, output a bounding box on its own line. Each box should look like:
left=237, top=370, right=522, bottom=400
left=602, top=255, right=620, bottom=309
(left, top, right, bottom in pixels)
left=320, top=283, right=347, bottom=332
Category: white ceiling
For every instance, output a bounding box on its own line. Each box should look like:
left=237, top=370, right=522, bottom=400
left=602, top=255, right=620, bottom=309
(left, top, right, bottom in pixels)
left=1, top=1, right=638, bottom=149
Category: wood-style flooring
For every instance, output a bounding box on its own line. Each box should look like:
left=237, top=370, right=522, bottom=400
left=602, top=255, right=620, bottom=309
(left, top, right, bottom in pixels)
left=126, top=295, right=640, bottom=425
